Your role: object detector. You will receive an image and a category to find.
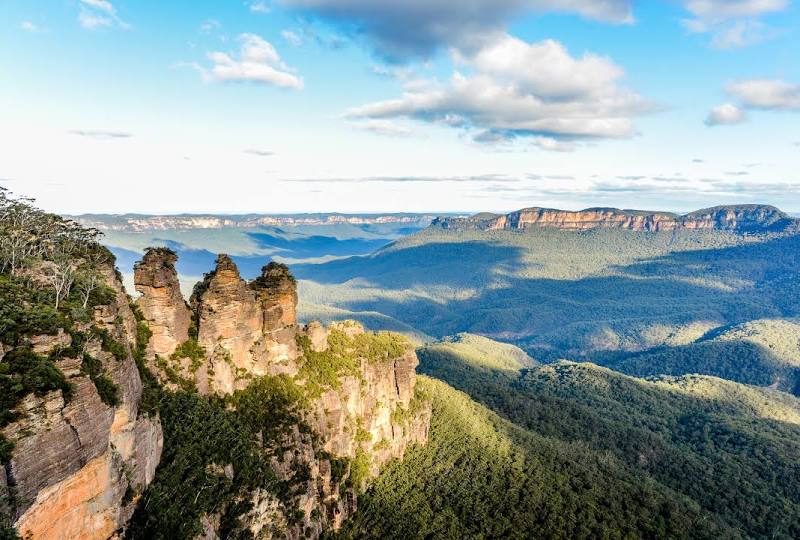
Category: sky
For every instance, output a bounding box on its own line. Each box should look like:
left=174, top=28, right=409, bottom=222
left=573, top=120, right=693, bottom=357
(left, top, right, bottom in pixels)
left=1, top=0, right=799, bottom=215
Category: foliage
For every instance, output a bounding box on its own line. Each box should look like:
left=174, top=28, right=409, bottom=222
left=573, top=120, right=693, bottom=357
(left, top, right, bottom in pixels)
left=128, top=375, right=309, bottom=539
left=407, top=338, right=800, bottom=540
left=0, top=434, right=13, bottom=464
left=599, top=318, right=800, bottom=395
left=348, top=449, right=371, bottom=493
left=0, top=514, right=19, bottom=540
left=251, top=261, right=297, bottom=289
left=337, top=377, right=734, bottom=540
left=296, top=328, right=411, bottom=396
left=130, top=304, right=161, bottom=417
left=421, top=333, right=536, bottom=373
left=294, top=227, right=800, bottom=370
left=0, top=347, right=73, bottom=426
left=0, top=275, right=60, bottom=345
left=80, top=352, right=120, bottom=407
left=170, top=339, right=207, bottom=373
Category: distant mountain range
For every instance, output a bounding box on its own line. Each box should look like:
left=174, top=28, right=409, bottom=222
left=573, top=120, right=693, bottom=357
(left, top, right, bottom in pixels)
left=433, top=204, right=800, bottom=233
left=70, top=213, right=448, bottom=232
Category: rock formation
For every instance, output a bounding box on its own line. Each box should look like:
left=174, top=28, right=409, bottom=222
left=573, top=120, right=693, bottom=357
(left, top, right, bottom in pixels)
left=2, top=263, right=163, bottom=540
left=2, top=245, right=429, bottom=540
left=433, top=204, right=800, bottom=234
left=133, top=248, right=191, bottom=359
left=128, top=249, right=431, bottom=538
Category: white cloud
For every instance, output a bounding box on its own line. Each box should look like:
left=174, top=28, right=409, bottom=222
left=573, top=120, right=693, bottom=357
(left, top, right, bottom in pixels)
left=347, top=119, right=413, bottom=137
left=684, top=0, right=787, bottom=20
left=81, top=0, right=116, bottom=14
left=203, top=33, right=303, bottom=90
left=78, top=0, right=129, bottom=30
left=79, top=11, right=113, bottom=29
left=727, top=79, right=800, bottom=110
left=705, top=103, right=747, bottom=125
left=244, top=148, right=275, bottom=156
left=682, top=0, right=787, bottom=48
left=709, top=19, right=772, bottom=48
left=281, top=30, right=304, bottom=47
left=281, top=0, right=633, bottom=59
left=249, top=1, right=271, bottom=13
left=20, top=21, right=40, bottom=32
left=201, top=19, right=221, bottom=35
left=345, top=34, right=653, bottom=148
left=69, top=129, right=132, bottom=139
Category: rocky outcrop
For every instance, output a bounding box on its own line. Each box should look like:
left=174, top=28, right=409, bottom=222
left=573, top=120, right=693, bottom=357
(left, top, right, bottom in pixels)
left=2, top=265, right=163, bottom=540
left=132, top=250, right=431, bottom=539
left=177, top=256, right=300, bottom=395
left=134, top=248, right=191, bottom=359
left=433, top=205, right=800, bottom=234
left=233, top=320, right=430, bottom=539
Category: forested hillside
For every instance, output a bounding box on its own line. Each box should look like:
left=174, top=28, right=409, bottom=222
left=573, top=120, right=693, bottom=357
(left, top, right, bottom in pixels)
left=335, top=338, right=800, bottom=539
left=294, top=221, right=800, bottom=391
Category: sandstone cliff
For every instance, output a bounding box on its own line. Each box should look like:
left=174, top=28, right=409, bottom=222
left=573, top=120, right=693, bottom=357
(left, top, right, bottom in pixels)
left=1, top=263, right=163, bottom=540
left=127, top=249, right=431, bottom=539
left=133, top=248, right=191, bottom=359
left=433, top=204, right=800, bottom=234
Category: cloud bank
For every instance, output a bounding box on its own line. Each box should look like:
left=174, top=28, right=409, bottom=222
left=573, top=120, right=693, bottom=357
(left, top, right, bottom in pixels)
left=345, top=35, right=654, bottom=149
left=281, top=0, right=633, bottom=60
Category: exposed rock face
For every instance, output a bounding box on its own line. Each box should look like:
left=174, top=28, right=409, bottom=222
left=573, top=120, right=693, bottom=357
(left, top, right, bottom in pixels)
left=134, top=248, right=191, bottom=359
left=3, top=265, right=163, bottom=540
left=182, top=257, right=300, bottom=395
left=133, top=254, right=302, bottom=395
left=433, top=205, right=800, bottom=234
left=132, top=250, right=431, bottom=539
left=236, top=321, right=430, bottom=540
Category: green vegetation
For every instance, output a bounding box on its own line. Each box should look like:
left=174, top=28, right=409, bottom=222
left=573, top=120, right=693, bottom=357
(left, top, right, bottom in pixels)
left=383, top=337, right=800, bottom=540
left=0, top=190, right=131, bottom=536
left=1, top=347, right=73, bottom=426
left=420, top=332, right=537, bottom=372
left=295, top=227, right=800, bottom=363
left=170, top=339, right=207, bottom=373
left=0, top=515, right=19, bottom=540
left=600, top=318, right=800, bottom=395
left=127, top=375, right=310, bottom=539
left=80, top=352, right=120, bottom=406
left=337, top=377, right=734, bottom=539
left=296, top=327, right=411, bottom=396
left=130, top=303, right=161, bottom=416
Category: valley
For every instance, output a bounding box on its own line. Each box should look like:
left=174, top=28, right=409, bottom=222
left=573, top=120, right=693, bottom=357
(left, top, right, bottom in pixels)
left=2, top=197, right=800, bottom=539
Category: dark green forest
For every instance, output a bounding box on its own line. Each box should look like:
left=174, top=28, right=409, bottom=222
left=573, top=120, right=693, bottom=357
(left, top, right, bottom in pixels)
left=335, top=337, right=800, bottom=539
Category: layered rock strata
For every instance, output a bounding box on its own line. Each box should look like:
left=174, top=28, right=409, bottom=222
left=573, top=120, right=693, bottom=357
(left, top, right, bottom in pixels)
left=433, top=205, right=800, bottom=233
left=2, top=265, right=163, bottom=540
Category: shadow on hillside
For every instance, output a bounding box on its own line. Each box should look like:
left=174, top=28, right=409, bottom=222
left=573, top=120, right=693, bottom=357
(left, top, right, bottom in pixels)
left=595, top=339, right=800, bottom=395
left=293, top=234, right=800, bottom=371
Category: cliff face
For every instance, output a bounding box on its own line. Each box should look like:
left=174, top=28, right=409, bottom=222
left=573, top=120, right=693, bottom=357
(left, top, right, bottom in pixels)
left=133, top=248, right=191, bottom=359
left=2, top=265, right=163, bottom=540
left=131, top=249, right=431, bottom=538
left=2, top=245, right=429, bottom=540
left=433, top=205, right=800, bottom=234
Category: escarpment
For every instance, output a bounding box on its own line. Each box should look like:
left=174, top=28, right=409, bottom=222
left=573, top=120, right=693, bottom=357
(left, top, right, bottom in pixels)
left=127, top=248, right=431, bottom=539
left=433, top=204, right=800, bottom=233
left=1, top=261, right=163, bottom=540
left=2, top=241, right=430, bottom=540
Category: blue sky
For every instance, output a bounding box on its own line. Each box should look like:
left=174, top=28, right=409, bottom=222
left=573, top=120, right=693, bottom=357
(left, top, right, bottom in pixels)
left=1, top=0, right=799, bottom=214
